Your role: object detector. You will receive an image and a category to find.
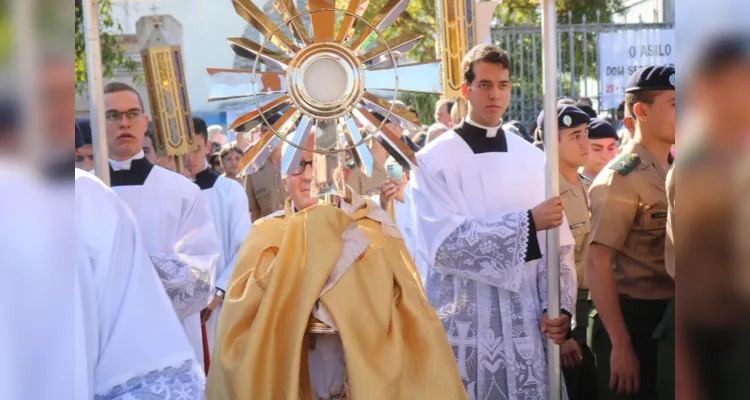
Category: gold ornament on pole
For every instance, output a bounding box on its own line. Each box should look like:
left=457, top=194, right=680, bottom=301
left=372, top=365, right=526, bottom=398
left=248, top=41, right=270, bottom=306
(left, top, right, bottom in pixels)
left=140, top=15, right=196, bottom=173
left=435, top=0, right=501, bottom=120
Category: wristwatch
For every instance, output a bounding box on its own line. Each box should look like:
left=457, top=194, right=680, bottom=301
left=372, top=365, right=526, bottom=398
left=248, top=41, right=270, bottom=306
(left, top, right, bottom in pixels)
left=215, top=288, right=225, bottom=300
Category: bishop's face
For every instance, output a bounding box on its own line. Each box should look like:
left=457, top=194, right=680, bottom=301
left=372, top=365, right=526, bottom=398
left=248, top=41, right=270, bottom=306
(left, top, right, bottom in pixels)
left=461, top=61, right=512, bottom=127
left=285, top=149, right=317, bottom=211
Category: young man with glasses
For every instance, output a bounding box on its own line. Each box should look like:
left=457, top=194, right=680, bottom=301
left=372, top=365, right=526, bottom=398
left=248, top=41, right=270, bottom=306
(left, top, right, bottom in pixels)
left=98, top=81, right=221, bottom=371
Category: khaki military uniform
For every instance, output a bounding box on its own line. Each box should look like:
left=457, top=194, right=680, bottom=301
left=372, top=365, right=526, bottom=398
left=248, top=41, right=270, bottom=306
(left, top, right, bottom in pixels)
left=347, top=162, right=387, bottom=196
left=560, top=173, right=598, bottom=400
left=561, top=173, right=591, bottom=289
left=588, top=141, right=674, bottom=400
left=578, top=168, right=595, bottom=193
left=244, top=162, right=287, bottom=220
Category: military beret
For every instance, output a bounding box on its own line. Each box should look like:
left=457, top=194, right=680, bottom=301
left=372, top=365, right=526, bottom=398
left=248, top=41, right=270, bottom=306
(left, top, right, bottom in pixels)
left=587, top=118, right=618, bottom=140
left=536, top=104, right=591, bottom=131
left=625, top=65, right=676, bottom=93
left=75, top=117, right=92, bottom=149
left=576, top=104, right=598, bottom=119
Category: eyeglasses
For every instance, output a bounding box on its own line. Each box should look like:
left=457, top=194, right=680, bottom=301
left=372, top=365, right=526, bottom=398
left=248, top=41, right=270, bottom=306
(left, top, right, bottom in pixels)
left=105, top=109, right=144, bottom=125
left=289, top=160, right=313, bottom=176
left=75, top=155, right=94, bottom=162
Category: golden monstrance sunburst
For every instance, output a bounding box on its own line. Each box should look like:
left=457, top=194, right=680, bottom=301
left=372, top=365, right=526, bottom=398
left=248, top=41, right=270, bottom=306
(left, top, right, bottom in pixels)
left=207, top=0, right=442, bottom=199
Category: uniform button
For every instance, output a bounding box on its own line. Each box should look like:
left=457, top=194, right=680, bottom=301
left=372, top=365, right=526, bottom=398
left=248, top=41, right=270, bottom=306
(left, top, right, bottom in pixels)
left=643, top=205, right=651, bottom=211
left=576, top=245, right=582, bottom=251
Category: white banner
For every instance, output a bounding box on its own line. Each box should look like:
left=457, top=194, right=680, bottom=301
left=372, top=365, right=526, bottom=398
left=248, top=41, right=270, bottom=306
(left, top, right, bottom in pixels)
left=597, top=29, right=675, bottom=109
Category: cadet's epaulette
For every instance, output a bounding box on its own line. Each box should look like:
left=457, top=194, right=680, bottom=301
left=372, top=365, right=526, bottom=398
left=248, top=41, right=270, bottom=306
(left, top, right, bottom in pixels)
left=609, top=153, right=641, bottom=176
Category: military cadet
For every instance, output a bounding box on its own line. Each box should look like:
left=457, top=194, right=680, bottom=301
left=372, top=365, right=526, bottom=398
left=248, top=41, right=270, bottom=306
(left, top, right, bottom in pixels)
left=587, top=65, right=675, bottom=400
left=579, top=119, right=620, bottom=191
left=537, top=105, right=598, bottom=400
left=243, top=115, right=288, bottom=222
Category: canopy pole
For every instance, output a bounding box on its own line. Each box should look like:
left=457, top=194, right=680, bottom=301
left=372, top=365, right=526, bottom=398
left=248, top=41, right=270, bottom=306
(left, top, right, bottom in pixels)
left=541, top=0, right=562, bottom=399
left=82, top=0, right=111, bottom=185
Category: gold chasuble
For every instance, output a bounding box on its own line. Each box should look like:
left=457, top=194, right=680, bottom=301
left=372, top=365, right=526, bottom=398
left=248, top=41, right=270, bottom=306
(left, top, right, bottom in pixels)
left=206, top=196, right=467, bottom=400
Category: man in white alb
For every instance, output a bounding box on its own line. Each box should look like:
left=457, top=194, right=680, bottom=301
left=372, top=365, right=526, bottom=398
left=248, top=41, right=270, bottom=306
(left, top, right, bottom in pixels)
left=408, top=44, right=578, bottom=399
left=0, top=169, right=205, bottom=399
left=100, top=81, right=220, bottom=370
left=186, top=117, right=251, bottom=357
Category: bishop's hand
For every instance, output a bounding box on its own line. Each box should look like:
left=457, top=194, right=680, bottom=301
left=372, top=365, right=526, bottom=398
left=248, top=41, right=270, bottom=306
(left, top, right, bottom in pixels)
left=531, top=196, right=564, bottom=231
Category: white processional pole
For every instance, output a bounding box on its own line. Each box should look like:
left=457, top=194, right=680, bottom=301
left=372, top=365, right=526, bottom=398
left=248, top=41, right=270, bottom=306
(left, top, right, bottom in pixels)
left=541, top=0, right=562, bottom=399
left=82, top=0, right=111, bottom=185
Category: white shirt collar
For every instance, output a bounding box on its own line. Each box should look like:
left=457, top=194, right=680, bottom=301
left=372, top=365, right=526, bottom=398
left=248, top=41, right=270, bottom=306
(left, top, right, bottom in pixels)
left=108, top=150, right=145, bottom=171
left=464, top=116, right=504, bottom=138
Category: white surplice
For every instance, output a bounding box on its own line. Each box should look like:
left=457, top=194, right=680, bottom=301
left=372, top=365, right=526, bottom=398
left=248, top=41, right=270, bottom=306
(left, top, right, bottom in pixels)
left=192, top=164, right=251, bottom=355
left=104, top=151, right=220, bottom=370
left=408, top=120, right=578, bottom=400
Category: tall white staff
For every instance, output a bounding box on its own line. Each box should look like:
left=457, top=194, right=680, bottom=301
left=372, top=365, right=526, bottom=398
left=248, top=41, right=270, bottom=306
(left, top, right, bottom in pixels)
left=541, top=0, right=562, bottom=399
left=82, top=0, right=111, bottom=185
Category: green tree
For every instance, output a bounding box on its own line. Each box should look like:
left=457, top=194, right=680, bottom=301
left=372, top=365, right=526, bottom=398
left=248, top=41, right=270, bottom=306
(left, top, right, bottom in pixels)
left=74, top=0, right=139, bottom=95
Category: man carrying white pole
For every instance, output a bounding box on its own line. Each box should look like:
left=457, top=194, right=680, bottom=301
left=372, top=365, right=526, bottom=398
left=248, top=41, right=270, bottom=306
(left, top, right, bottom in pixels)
left=409, top=42, right=576, bottom=398
left=82, top=0, right=110, bottom=185
left=541, top=0, right=563, bottom=399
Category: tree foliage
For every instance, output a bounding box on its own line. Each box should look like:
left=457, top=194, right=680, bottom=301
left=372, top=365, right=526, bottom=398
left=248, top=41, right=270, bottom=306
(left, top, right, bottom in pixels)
left=74, top=0, right=139, bottom=95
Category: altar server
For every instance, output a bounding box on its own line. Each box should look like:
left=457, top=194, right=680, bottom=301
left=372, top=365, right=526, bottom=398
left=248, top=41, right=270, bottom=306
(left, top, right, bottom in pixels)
left=408, top=44, right=577, bottom=399
left=101, top=82, right=220, bottom=369
left=186, top=117, right=251, bottom=356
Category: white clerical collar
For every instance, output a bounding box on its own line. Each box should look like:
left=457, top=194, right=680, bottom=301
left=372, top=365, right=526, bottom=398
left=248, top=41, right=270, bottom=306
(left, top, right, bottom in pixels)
left=109, top=150, right=145, bottom=171
left=464, top=116, right=504, bottom=138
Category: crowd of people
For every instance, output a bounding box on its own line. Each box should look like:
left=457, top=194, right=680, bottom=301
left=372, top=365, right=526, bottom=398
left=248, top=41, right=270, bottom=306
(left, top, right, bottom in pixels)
left=67, top=42, right=683, bottom=400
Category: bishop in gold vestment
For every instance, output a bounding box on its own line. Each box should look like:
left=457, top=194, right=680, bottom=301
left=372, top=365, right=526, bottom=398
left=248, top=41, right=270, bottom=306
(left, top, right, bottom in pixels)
left=206, top=147, right=466, bottom=400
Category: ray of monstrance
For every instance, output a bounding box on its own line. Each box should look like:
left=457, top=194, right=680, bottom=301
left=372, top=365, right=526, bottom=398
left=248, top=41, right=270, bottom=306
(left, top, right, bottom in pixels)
left=273, top=0, right=311, bottom=46
left=352, top=105, right=417, bottom=171
left=348, top=0, right=409, bottom=53
left=335, top=0, right=370, bottom=44
left=232, top=0, right=299, bottom=57
left=359, top=32, right=423, bottom=66
left=360, top=93, right=421, bottom=131
left=238, top=107, right=301, bottom=176
left=364, top=60, right=442, bottom=94
left=207, top=68, right=287, bottom=103
left=280, top=114, right=315, bottom=177
left=228, top=95, right=291, bottom=132
left=342, top=115, right=374, bottom=177
left=311, top=119, right=346, bottom=198
left=308, top=0, right=336, bottom=43
left=226, top=37, right=291, bottom=71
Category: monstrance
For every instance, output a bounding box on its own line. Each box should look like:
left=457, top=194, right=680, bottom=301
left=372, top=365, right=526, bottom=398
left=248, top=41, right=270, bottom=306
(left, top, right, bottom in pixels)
left=207, top=0, right=443, bottom=200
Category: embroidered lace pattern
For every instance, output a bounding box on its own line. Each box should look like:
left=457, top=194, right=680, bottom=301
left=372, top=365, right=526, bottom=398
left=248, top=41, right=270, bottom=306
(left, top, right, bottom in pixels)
left=95, top=359, right=205, bottom=400
left=150, top=255, right=213, bottom=319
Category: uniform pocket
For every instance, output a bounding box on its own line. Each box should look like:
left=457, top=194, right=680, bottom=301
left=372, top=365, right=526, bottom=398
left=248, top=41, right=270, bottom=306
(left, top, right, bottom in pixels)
left=640, top=209, right=668, bottom=231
